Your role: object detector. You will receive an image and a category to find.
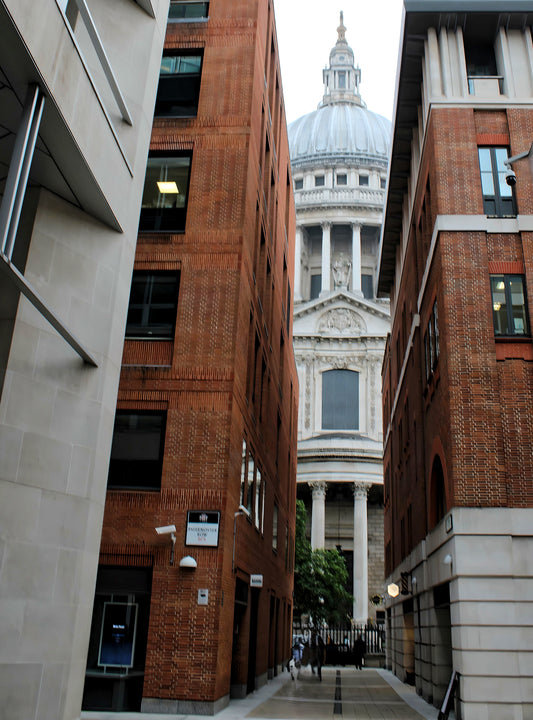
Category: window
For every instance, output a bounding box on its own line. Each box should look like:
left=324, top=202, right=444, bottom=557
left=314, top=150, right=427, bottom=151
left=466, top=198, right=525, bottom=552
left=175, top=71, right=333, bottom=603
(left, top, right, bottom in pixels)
left=336, top=174, right=347, bottom=186
left=294, top=178, right=303, bottom=190
left=478, top=147, right=515, bottom=216
left=155, top=53, right=202, bottom=117
left=338, top=71, right=346, bottom=89
left=126, top=272, right=179, bottom=338
left=361, top=274, right=373, bottom=299
left=359, top=175, right=369, bottom=186
left=310, top=273, right=321, bottom=300
left=139, top=154, right=191, bottom=232
left=272, top=504, right=278, bottom=551
left=380, top=177, right=387, bottom=189
left=168, top=1, right=209, bottom=19
left=491, top=275, right=529, bottom=337
left=108, top=411, right=166, bottom=490
left=322, top=369, right=359, bottom=430
left=315, top=175, right=325, bottom=187
left=424, top=300, right=440, bottom=382
left=465, top=41, right=499, bottom=93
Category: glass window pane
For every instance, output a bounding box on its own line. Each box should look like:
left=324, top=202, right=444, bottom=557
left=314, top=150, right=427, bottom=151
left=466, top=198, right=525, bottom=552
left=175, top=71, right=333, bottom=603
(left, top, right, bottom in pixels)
left=108, top=412, right=165, bottom=489
left=510, top=277, right=527, bottom=334
left=322, top=369, right=359, bottom=430
left=478, top=148, right=492, bottom=172
left=169, top=1, right=208, bottom=19
left=126, top=273, right=179, bottom=337
left=491, top=276, right=508, bottom=335
left=142, top=158, right=190, bottom=210
left=310, top=274, right=321, bottom=300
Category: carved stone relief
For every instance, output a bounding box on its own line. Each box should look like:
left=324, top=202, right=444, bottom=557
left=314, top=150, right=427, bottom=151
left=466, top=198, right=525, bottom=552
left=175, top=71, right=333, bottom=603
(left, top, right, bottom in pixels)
left=318, top=308, right=366, bottom=336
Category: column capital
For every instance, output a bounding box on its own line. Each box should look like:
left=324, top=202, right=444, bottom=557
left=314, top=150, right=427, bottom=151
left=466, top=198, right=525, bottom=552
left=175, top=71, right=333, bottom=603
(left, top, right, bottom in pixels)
left=351, top=220, right=362, bottom=230
left=309, top=480, right=327, bottom=499
left=353, top=482, right=370, bottom=499
left=321, top=221, right=332, bottom=231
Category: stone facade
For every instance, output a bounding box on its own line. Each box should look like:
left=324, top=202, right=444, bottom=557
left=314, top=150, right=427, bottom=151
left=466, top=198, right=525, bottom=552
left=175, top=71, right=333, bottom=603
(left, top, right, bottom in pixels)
left=0, top=2, right=168, bottom=719
left=289, top=13, right=390, bottom=624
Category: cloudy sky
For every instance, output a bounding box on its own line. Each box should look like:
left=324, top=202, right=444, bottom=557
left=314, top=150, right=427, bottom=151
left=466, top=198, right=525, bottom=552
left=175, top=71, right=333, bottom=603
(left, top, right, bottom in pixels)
left=273, top=0, right=404, bottom=125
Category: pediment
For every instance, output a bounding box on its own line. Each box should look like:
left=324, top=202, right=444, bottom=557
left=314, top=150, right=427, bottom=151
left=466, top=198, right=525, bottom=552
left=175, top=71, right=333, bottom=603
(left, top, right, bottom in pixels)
left=293, top=290, right=390, bottom=338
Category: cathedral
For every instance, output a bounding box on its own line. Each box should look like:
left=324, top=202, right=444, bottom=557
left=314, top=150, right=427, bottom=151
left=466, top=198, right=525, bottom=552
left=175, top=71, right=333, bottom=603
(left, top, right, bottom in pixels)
left=289, top=13, right=391, bottom=623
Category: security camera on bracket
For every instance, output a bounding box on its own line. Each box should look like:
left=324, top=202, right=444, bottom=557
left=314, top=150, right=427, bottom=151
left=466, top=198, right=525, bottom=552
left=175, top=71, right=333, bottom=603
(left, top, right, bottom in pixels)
left=504, top=141, right=533, bottom=186
left=155, top=525, right=176, bottom=565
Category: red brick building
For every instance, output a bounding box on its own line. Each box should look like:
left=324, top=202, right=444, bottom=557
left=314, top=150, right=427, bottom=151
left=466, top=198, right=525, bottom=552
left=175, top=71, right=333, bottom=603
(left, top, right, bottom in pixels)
left=378, top=2, right=533, bottom=718
left=82, top=0, right=298, bottom=713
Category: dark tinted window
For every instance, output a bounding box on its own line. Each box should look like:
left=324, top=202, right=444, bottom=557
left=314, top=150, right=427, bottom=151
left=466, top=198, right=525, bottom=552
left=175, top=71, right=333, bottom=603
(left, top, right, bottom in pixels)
left=108, top=412, right=166, bottom=490
left=126, top=272, right=179, bottom=338
left=322, top=369, right=359, bottom=430
left=155, top=53, right=203, bottom=117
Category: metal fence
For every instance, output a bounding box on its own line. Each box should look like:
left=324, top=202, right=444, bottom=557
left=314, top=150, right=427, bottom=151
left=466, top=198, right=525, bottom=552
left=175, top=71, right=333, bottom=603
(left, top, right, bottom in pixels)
left=293, top=622, right=385, bottom=666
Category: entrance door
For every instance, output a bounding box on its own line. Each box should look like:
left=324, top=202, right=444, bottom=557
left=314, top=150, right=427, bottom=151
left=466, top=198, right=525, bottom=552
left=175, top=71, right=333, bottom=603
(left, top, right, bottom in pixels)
left=247, top=588, right=259, bottom=693
left=82, top=566, right=152, bottom=711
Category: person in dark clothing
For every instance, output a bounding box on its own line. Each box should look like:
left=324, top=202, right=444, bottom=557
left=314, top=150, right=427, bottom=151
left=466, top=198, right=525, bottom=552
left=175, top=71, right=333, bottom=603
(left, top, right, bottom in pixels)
left=353, top=634, right=366, bottom=670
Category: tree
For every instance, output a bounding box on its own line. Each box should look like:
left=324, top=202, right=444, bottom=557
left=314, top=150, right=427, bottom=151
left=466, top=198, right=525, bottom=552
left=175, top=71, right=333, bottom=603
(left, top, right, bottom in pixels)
left=293, top=499, right=353, bottom=625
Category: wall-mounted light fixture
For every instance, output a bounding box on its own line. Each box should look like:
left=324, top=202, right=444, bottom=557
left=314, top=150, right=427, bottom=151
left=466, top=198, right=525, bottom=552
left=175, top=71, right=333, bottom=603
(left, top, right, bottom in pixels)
left=387, top=582, right=400, bottom=598
left=179, top=555, right=197, bottom=569
left=155, top=525, right=177, bottom=565
left=443, top=553, right=453, bottom=566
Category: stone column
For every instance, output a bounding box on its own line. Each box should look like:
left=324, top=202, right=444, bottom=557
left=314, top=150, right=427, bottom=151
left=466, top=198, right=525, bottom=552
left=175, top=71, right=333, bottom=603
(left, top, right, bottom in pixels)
left=310, top=481, right=326, bottom=549
left=351, top=221, right=362, bottom=296
left=320, top=222, right=331, bottom=295
left=294, top=225, right=303, bottom=302
left=353, top=483, right=369, bottom=622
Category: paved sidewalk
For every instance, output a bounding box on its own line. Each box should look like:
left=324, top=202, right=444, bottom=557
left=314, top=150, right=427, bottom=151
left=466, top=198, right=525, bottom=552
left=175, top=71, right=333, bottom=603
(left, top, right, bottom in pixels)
left=82, top=667, right=442, bottom=720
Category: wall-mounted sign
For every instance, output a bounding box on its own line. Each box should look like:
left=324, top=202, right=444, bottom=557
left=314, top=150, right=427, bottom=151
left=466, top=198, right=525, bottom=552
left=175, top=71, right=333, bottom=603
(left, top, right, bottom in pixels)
left=250, top=574, right=263, bottom=587
left=198, top=589, right=209, bottom=606
left=186, top=511, right=220, bottom=547
left=98, top=602, right=138, bottom=667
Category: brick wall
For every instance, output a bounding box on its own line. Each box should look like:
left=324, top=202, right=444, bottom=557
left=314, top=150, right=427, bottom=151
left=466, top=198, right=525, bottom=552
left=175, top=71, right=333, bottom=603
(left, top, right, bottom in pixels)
left=95, top=0, right=298, bottom=707
left=384, top=106, right=533, bottom=573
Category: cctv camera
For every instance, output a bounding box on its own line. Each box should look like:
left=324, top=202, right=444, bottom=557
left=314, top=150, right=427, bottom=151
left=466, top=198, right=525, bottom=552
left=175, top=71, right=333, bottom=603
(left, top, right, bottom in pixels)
left=505, top=168, right=517, bottom=187
left=155, top=525, right=176, bottom=535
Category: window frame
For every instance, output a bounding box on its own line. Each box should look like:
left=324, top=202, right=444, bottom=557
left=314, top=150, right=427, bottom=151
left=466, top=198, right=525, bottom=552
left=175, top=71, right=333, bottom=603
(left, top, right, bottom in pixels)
left=490, top=274, right=530, bottom=338
left=125, top=271, right=180, bottom=339
left=478, top=146, right=516, bottom=217
left=168, top=0, right=209, bottom=21
left=108, top=410, right=167, bottom=491
left=139, top=152, right=192, bottom=233
left=154, top=51, right=203, bottom=118
left=321, top=368, right=359, bottom=430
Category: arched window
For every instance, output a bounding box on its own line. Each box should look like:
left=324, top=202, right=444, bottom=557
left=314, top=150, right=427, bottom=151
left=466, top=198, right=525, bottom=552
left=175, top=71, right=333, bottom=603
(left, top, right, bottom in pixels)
left=322, top=369, right=359, bottom=430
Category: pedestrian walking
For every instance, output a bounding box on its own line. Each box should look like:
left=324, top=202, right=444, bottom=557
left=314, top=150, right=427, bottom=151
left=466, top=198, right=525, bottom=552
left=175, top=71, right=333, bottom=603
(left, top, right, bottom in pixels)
left=353, top=633, right=366, bottom=670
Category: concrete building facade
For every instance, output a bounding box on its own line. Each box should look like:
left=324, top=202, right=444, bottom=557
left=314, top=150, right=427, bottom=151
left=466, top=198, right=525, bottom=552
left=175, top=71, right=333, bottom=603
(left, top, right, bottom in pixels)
left=82, top=0, right=298, bottom=713
left=379, top=2, right=533, bottom=718
left=288, top=14, right=391, bottom=624
left=0, top=1, right=169, bottom=719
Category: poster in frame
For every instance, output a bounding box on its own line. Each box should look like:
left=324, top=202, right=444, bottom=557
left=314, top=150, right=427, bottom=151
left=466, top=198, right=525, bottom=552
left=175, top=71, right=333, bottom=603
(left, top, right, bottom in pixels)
left=98, top=601, right=138, bottom=668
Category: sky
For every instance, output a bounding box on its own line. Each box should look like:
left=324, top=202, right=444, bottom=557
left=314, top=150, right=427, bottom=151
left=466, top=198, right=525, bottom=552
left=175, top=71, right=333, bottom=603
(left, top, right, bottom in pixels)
left=273, top=0, right=404, bottom=125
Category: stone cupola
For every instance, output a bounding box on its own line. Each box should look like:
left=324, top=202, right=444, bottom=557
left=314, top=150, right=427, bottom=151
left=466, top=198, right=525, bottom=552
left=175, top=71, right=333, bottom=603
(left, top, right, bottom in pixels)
left=321, top=11, right=364, bottom=107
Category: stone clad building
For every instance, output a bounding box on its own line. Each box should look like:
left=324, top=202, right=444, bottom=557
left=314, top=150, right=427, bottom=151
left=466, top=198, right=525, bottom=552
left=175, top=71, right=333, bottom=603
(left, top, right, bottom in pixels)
left=0, top=1, right=168, bottom=719
left=289, top=14, right=391, bottom=623
left=82, top=0, right=298, bottom=713
left=379, top=1, right=533, bottom=717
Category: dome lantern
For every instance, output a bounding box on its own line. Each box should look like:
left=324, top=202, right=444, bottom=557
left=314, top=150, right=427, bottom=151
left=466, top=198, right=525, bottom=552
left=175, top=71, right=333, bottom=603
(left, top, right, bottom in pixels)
left=321, top=11, right=363, bottom=108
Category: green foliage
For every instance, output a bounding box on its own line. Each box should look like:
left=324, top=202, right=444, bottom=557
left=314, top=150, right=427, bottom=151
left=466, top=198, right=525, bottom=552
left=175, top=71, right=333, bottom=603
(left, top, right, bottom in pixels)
left=293, top=499, right=353, bottom=624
